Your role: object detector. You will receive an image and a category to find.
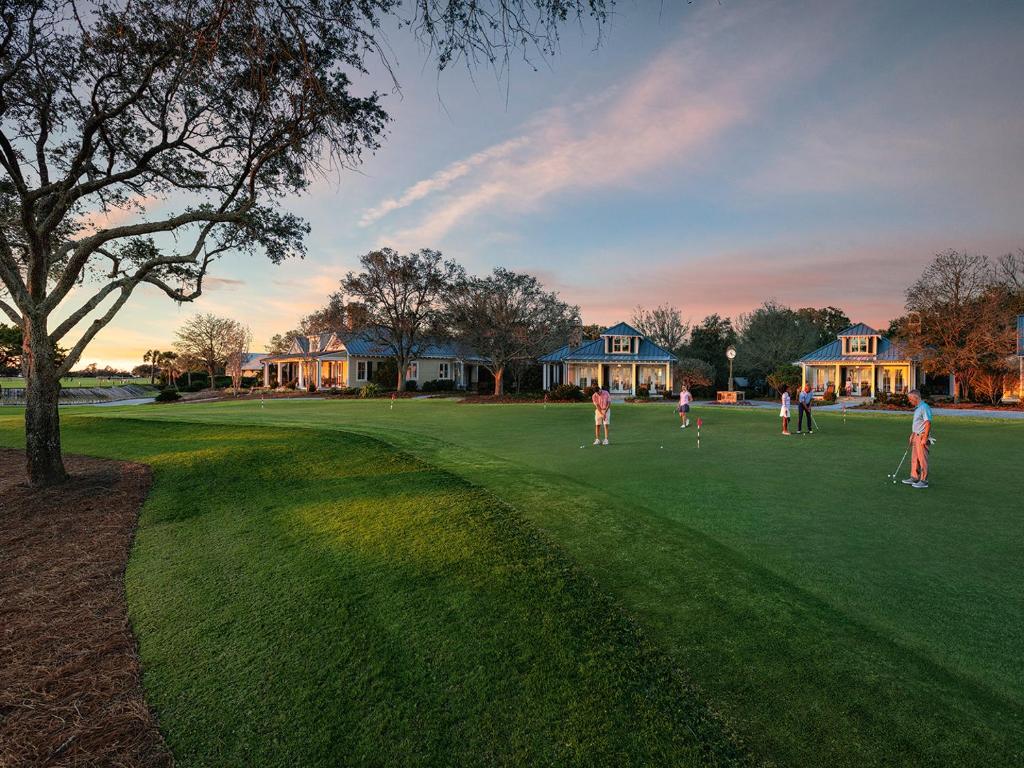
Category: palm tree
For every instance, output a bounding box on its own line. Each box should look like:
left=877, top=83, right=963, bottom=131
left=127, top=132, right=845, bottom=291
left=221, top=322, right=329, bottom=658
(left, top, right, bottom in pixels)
left=142, top=349, right=155, bottom=384
left=161, top=351, right=179, bottom=389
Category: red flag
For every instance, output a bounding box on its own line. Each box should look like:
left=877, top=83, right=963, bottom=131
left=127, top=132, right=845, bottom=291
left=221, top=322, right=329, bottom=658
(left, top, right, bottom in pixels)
left=697, top=417, right=703, bottom=428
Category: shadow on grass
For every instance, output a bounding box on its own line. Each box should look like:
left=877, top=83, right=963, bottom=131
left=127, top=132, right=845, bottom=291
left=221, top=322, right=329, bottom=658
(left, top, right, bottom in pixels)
left=13, top=417, right=754, bottom=768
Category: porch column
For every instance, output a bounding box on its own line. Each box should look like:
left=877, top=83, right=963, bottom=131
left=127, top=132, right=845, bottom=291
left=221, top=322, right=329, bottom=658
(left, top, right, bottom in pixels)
left=666, top=363, right=673, bottom=392
left=277, top=362, right=283, bottom=386
left=298, top=362, right=305, bottom=388
left=870, top=364, right=876, bottom=398
left=596, top=364, right=603, bottom=388
left=263, top=361, right=270, bottom=386
left=801, top=364, right=806, bottom=390
left=316, top=361, right=322, bottom=388
left=631, top=362, right=637, bottom=395
left=543, top=364, right=549, bottom=390
left=834, top=363, right=840, bottom=392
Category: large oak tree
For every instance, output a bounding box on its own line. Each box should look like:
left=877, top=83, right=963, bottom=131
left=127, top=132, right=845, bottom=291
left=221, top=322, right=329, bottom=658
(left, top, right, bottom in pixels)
left=446, top=267, right=579, bottom=396
left=0, top=0, right=611, bottom=485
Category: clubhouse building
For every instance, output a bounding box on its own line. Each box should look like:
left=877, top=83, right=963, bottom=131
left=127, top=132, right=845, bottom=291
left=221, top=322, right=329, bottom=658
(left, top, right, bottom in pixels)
left=797, top=323, right=927, bottom=399
left=540, top=322, right=677, bottom=396
left=261, top=330, right=489, bottom=390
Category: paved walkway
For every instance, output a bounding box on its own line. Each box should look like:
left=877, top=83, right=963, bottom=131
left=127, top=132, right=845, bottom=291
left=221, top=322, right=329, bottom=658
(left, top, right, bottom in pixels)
left=694, top=399, right=1024, bottom=420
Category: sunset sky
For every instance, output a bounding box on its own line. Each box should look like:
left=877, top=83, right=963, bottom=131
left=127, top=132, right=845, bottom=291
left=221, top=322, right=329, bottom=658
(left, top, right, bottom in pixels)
left=73, top=0, right=1024, bottom=369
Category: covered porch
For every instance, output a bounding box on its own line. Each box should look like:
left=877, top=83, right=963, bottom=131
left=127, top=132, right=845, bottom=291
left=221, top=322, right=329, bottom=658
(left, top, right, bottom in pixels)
left=544, top=361, right=673, bottom=396
left=263, top=354, right=349, bottom=389
left=802, top=362, right=916, bottom=399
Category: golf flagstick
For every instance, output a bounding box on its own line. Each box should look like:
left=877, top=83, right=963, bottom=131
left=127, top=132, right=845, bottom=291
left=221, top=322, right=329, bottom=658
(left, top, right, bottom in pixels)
left=697, top=417, right=702, bottom=449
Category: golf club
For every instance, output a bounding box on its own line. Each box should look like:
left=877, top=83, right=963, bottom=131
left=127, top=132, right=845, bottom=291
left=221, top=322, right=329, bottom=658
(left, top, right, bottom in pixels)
left=810, top=412, right=821, bottom=432
left=887, top=449, right=909, bottom=483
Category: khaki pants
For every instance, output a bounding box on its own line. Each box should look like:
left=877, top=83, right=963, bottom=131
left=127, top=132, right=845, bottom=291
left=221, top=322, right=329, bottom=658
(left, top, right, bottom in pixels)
left=911, top=435, right=929, bottom=480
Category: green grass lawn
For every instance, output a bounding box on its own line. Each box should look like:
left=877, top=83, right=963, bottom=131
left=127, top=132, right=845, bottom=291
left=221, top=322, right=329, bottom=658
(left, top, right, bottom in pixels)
left=0, top=376, right=150, bottom=388
left=1, top=400, right=1022, bottom=766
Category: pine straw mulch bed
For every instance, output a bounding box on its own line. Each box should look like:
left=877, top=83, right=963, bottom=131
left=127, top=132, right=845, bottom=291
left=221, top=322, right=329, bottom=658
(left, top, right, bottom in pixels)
left=0, top=449, right=173, bottom=768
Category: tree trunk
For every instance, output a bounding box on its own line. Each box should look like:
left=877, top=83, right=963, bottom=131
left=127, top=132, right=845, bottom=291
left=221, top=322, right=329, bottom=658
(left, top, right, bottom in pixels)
left=493, top=366, right=504, bottom=397
left=24, top=319, right=68, bottom=487
left=396, top=359, right=406, bottom=392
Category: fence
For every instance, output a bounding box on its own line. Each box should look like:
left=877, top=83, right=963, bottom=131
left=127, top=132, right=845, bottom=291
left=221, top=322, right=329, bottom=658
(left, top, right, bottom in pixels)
left=0, top=384, right=154, bottom=406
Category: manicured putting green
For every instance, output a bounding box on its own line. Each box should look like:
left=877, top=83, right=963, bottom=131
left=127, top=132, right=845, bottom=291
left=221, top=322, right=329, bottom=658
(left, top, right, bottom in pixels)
left=1, top=400, right=1021, bottom=766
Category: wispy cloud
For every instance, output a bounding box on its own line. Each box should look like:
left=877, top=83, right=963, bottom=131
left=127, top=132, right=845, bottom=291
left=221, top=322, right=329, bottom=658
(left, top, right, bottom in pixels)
left=358, top=137, right=528, bottom=226
left=362, top=4, right=843, bottom=248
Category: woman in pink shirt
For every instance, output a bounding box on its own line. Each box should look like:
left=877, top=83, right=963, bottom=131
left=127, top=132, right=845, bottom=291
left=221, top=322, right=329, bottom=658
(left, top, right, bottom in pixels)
left=592, top=387, right=611, bottom=445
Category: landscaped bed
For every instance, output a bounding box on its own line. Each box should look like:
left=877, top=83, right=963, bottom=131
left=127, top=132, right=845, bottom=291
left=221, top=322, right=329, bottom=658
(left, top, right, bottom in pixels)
left=0, top=449, right=172, bottom=768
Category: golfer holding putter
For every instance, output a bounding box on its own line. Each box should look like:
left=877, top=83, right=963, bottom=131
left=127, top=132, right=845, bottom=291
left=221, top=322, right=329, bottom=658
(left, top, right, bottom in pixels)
left=903, top=389, right=932, bottom=489
left=779, top=383, right=792, bottom=435
left=592, top=385, right=611, bottom=446
left=678, top=385, right=693, bottom=428
left=797, top=383, right=814, bottom=434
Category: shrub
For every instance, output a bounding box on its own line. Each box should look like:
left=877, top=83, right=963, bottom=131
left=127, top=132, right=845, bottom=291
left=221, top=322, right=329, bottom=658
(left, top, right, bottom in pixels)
left=875, top=392, right=911, bottom=408
left=821, top=386, right=838, bottom=404
left=637, top=386, right=650, bottom=399
left=548, top=383, right=585, bottom=401
left=360, top=382, right=381, bottom=398
left=404, top=379, right=418, bottom=392
left=154, top=389, right=180, bottom=403
left=582, top=384, right=600, bottom=399
left=674, top=358, right=715, bottom=393
left=766, top=364, right=802, bottom=396
left=421, top=379, right=456, bottom=392
left=373, top=359, right=398, bottom=388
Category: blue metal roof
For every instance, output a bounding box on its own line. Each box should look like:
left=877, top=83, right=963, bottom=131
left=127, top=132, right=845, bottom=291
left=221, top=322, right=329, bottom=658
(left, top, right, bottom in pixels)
left=797, top=335, right=917, bottom=364
left=540, top=336, right=676, bottom=363
left=836, top=322, right=880, bottom=336
left=339, top=330, right=487, bottom=362
left=601, top=321, right=644, bottom=337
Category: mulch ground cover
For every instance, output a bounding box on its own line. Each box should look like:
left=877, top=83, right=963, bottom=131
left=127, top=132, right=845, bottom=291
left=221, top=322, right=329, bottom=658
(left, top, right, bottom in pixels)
left=0, top=449, right=173, bottom=768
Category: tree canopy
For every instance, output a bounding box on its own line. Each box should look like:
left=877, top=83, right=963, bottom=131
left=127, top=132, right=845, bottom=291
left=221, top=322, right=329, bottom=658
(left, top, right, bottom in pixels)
left=341, top=248, right=461, bottom=391
left=447, top=267, right=579, bottom=395
left=1, top=0, right=613, bottom=484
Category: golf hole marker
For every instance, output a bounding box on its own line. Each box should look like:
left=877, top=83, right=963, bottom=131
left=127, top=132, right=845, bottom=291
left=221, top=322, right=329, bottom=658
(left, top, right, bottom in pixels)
left=697, top=417, right=702, bottom=449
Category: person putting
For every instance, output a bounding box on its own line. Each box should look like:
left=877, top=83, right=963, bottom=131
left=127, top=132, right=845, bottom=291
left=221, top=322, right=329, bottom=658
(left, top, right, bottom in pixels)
left=678, top=385, right=693, bottom=428
left=779, top=383, right=792, bottom=435
left=797, top=383, right=814, bottom=434
left=902, top=389, right=932, bottom=489
left=592, top=385, right=611, bottom=446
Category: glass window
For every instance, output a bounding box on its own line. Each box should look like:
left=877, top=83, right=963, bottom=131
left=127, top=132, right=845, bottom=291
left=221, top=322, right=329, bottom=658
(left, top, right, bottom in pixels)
left=611, top=336, right=631, bottom=353
left=357, top=361, right=367, bottom=380
left=847, top=336, right=870, bottom=353
left=406, top=362, right=418, bottom=380
left=438, top=362, right=451, bottom=379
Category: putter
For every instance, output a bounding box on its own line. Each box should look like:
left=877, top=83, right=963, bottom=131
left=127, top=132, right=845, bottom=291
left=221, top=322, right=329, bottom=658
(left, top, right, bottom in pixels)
left=810, top=412, right=821, bottom=433
left=887, top=449, right=909, bottom=483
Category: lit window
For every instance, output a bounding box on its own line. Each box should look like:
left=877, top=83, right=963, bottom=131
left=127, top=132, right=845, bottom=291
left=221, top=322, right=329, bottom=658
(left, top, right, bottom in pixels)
left=438, top=362, right=451, bottom=379
left=406, top=362, right=418, bottom=380
left=847, top=337, right=870, bottom=353
left=611, top=337, right=631, bottom=353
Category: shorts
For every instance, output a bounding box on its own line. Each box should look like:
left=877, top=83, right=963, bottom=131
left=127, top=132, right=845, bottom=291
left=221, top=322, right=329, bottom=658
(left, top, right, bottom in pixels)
left=779, top=406, right=790, bottom=418
left=594, top=410, right=610, bottom=425
left=678, top=404, right=690, bottom=413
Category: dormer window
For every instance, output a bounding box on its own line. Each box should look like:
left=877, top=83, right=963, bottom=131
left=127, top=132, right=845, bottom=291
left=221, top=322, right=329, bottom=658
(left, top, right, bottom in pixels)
left=610, top=336, right=632, bottom=353
left=843, top=336, right=877, bottom=354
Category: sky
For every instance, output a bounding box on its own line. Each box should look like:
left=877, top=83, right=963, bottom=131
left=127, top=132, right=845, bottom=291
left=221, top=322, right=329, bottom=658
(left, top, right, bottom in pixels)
left=66, top=0, right=1024, bottom=368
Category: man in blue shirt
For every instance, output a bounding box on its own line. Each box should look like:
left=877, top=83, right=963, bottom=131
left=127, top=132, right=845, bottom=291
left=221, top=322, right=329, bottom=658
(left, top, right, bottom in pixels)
left=902, top=389, right=933, bottom=489
left=796, top=384, right=814, bottom=434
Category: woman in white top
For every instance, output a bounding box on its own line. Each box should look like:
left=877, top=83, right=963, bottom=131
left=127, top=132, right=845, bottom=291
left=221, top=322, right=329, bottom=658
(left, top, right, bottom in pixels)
left=779, top=384, right=792, bottom=435
left=678, top=386, right=693, bottom=428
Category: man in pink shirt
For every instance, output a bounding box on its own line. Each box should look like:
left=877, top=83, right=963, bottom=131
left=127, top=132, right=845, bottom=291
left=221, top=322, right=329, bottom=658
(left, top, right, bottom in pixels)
left=592, top=386, right=611, bottom=445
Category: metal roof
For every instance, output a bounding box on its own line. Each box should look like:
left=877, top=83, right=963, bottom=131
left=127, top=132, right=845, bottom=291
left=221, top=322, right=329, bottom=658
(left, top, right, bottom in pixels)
left=797, top=335, right=918, bottom=364
left=540, top=336, right=677, bottom=363
left=601, top=321, right=644, bottom=337
left=836, top=322, right=881, bottom=336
